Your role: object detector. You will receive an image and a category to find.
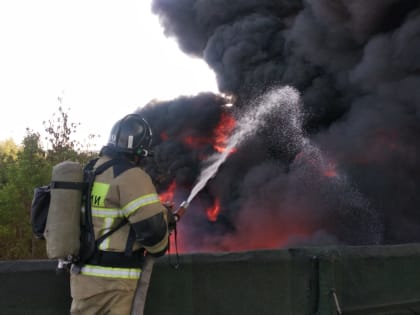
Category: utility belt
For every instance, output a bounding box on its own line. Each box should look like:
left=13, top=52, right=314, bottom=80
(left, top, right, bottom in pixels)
left=70, top=249, right=145, bottom=279
left=86, top=249, right=146, bottom=268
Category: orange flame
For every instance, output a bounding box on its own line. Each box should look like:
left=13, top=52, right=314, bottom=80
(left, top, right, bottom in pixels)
left=219, top=225, right=314, bottom=252
left=213, top=112, right=236, bottom=153
left=159, top=180, right=177, bottom=203
left=323, top=161, right=338, bottom=178
left=206, top=198, right=221, bottom=222
left=182, top=135, right=212, bottom=148
left=159, top=112, right=236, bottom=155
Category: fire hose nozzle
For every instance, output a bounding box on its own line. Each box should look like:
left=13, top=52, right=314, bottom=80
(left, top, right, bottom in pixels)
left=173, top=200, right=189, bottom=221
left=180, top=200, right=189, bottom=209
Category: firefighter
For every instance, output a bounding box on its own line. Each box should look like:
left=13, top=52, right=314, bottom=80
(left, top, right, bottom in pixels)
left=70, top=114, right=171, bottom=315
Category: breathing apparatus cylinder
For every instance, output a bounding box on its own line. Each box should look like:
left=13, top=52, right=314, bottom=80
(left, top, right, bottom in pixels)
left=44, top=161, right=83, bottom=260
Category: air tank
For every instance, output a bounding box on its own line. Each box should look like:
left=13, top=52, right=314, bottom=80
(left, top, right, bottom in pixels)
left=44, top=160, right=83, bottom=260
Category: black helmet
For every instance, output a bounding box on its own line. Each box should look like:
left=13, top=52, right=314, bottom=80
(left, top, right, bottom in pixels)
left=107, top=114, right=153, bottom=157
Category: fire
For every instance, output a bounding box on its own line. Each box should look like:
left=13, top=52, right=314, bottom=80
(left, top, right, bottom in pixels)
left=156, top=112, right=241, bottom=253
left=213, top=112, right=236, bottom=153
left=159, top=112, right=236, bottom=154
left=206, top=198, right=221, bottom=222
left=158, top=183, right=315, bottom=254
left=223, top=225, right=314, bottom=252
left=157, top=181, right=187, bottom=253
left=159, top=180, right=177, bottom=203
left=323, top=161, right=338, bottom=178
left=182, top=135, right=212, bottom=149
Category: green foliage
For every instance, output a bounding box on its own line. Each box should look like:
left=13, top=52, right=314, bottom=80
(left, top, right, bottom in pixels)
left=0, top=106, right=99, bottom=260
left=0, top=140, right=19, bottom=186
left=0, top=138, right=19, bottom=158
left=42, top=105, right=99, bottom=165
left=0, top=131, right=48, bottom=259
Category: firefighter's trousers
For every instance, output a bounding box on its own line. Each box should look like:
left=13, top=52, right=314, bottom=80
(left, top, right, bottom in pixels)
left=70, top=272, right=138, bottom=315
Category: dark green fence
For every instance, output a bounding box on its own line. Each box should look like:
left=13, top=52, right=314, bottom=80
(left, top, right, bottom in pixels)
left=1, top=245, right=420, bottom=315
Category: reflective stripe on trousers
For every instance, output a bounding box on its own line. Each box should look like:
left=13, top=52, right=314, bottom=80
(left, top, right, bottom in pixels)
left=79, top=264, right=142, bottom=279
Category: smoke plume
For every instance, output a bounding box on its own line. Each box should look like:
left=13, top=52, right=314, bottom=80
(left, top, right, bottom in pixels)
left=136, top=0, right=420, bottom=252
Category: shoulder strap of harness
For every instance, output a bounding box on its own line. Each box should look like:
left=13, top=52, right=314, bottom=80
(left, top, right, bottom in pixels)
left=78, top=158, right=137, bottom=265
left=85, top=157, right=128, bottom=228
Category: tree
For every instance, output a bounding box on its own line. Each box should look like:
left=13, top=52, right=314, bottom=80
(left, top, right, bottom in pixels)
left=0, top=105, right=99, bottom=259
left=0, top=131, right=50, bottom=258
left=43, top=104, right=98, bottom=164
left=0, top=138, right=19, bottom=157
left=0, top=139, right=19, bottom=186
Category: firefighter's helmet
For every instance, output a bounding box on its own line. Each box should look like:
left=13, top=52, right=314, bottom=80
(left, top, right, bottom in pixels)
left=107, top=114, right=153, bottom=157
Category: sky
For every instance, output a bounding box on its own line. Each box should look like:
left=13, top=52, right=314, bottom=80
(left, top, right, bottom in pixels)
left=0, top=0, right=218, bottom=150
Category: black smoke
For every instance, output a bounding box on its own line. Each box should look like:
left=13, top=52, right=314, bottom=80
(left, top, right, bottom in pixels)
left=136, top=0, right=420, bottom=252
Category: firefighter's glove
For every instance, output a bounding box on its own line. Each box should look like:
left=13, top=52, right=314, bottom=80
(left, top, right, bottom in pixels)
left=163, top=202, right=177, bottom=232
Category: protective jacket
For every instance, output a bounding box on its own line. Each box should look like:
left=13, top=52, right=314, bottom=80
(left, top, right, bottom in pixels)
left=70, top=155, right=169, bottom=310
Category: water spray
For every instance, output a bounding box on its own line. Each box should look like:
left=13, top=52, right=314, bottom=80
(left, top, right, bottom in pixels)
left=172, top=86, right=302, bottom=221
